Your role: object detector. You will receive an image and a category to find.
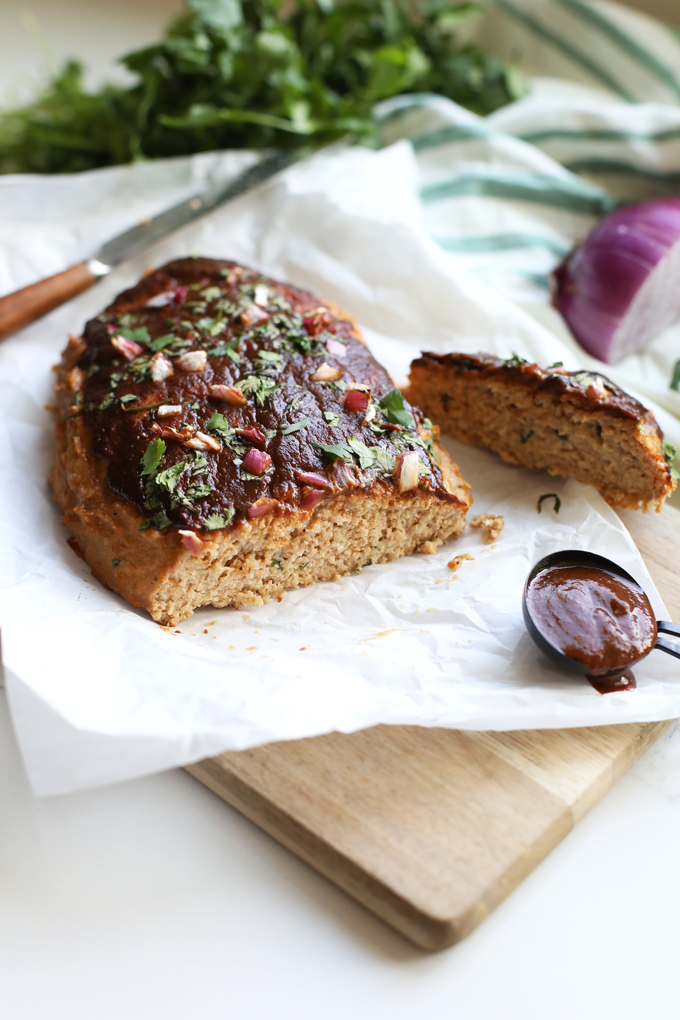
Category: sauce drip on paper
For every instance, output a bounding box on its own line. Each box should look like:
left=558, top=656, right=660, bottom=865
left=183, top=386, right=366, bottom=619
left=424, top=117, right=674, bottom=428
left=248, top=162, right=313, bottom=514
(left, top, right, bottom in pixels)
left=526, top=564, right=657, bottom=693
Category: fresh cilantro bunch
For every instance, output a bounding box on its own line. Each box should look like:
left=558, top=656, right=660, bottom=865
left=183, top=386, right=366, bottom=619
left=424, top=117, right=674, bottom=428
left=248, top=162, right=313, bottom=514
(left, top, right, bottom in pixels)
left=0, top=0, right=524, bottom=174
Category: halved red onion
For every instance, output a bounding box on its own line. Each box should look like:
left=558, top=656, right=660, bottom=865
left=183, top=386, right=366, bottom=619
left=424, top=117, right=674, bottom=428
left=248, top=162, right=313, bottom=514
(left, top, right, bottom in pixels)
left=236, top=426, right=267, bottom=446
left=296, top=470, right=332, bottom=489
left=150, top=351, right=173, bottom=382
left=209, top=384, right=247, bottom=406
left=247, top=497, right=279, bottom=518
left=111, top=334, right=142, bottom=360
left=393, top=451, right=420, bottom=492
left=242, top=448, right=272, bottom=475
left=179, top=530, right=204, bottom=555
left=552, top=197, right=680, bottom=364
left=300, top=487, right=327, bottom=511
left=344, top=389, right=369, bottom=412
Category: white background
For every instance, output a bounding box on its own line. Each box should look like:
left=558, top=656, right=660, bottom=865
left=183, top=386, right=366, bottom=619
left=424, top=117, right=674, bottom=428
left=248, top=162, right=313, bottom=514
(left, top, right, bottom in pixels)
left=2, top=2, right=680, bottom=1017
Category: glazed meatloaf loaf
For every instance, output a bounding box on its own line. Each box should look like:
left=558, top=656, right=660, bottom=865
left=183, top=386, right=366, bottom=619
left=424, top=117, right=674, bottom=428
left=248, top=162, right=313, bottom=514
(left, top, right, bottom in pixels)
left=407, top=352, right=676, bottom=512
left=50, top=258, right=471, bottom=625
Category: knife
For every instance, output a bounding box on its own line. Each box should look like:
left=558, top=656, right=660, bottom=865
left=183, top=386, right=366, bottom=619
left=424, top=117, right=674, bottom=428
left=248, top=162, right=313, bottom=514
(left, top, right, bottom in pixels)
left=0, top=147, right=306, bottom=340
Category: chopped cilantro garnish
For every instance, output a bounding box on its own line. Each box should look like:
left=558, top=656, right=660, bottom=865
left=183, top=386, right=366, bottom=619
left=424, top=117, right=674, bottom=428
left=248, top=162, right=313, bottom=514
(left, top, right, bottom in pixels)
left=280, top=417, right=309, bottom=436
left=257, top=350, right=283, bottom=363
left=506, top=352, right=528, bottom=366
left=323, top=411, right=340, bottom=427
left=378, top=389, right=414, bottom=429
left=206, top=413, right=233, bottom=442
left=141, top=438, right=166, bottom=476
left=537, top=493, right=561, bottom=514
left=155, top=459, right=188, bottom=494
left=99, top=393, right=114, bottom=411
left=662, top=439, right=680, bottom=481
left=348, top=437, right=377, bottom=470
left=670, top=359, right=680, bottom=393
left=117, top=326, right=151, bottom=346
left=119, top=393, right=137, bottom=404
left=200, top=287, right=222, bottom=302
left=551, top=428, right=569, bottom=442
left=147, top=333, right=179, bottom=352
left=111, top=558, right=121, bottom=567
left=422, top=417, right=433, bottom=430
left=147, top=510, right=172, bottom=530
left=312, top=442, right=354, bottom=462
left=204, top=510, right=236, bottom=531
left=237, top=375, right=279, bottom=406
left=520, top=429, right=534, bottom=444
left=208, top=339, right=240, bottom=363
left=271, top=558, right=284, bottom=570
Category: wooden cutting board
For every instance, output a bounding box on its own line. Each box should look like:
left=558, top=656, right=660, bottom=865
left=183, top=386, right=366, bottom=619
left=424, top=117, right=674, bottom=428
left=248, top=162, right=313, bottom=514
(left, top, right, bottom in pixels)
left=186, top=506, right=680, bottom=951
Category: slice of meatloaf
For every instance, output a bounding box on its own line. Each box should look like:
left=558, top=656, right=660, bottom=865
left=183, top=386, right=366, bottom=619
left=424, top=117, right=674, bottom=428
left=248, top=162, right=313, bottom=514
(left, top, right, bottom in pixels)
left=50, top=258, right=471, bottom=625
left=406, top=352, right=676, bottom=512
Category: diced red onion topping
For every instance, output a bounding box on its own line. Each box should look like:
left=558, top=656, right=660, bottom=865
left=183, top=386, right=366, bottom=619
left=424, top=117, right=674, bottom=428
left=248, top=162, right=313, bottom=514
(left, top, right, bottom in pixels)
left=241, top=305, right=270, bottom=327
left=552, top=197, right=680, bottom=364
left=236, top=426, right=267, bottom=446
left=151, top=422, right=194, bottom=442
left=242, top=448, right=272, bottom=475
left=209, top=384, right=247, bottom=406
left=300, top=488, right=327, bottom=511
left=326, top=338, right=347, bottom=358
left=176, top=350, right=207, bottom=372
left=303, top=308, right=332, bottom=335
left=186, top=431, right=221, bottom=452
left=247, top=497, right=279, bottom=518
left=174, top=285, right=188, bottom=305
left=145, top=290, right=176, bottom=308
left=311, top=361, right=342, bottom=382
left=179, top=530, right=204, bottom=555
left=157, top=404, right=182, bottom=417
left=254, top=284, right=269, bottom=307
left=296, top=470, right=332, bottom=489
left=150, top=351, right=173, bottom=382
left=111, top=334, right=142, bottom=360
left=393, top=451, right=420, bottom=492
left=344, top=388, right=369, bottom=412
left=332, top=459, right=357, bottom=490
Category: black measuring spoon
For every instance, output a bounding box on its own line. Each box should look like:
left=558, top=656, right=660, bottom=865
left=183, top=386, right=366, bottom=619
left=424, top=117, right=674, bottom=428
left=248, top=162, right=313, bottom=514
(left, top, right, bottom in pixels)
left=523, top=549, right=680, bottom=693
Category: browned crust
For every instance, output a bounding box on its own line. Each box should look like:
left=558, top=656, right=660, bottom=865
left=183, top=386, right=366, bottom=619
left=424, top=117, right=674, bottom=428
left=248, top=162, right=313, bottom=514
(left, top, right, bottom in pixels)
left=406, top=352, right=675, bottom=512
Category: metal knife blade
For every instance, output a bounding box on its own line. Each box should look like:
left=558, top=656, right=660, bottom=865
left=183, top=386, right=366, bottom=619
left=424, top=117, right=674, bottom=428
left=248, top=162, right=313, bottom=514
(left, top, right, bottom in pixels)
left=91, top=149, right=300, bottom=274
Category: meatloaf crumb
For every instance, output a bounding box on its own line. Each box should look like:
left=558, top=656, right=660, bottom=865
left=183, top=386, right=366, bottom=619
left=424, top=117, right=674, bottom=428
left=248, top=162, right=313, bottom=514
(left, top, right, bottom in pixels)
left=470, top=513, right=504, bottom=543
left=50, top=259, right=472, bottom=625
left=406, top=352, right=675, bottom=512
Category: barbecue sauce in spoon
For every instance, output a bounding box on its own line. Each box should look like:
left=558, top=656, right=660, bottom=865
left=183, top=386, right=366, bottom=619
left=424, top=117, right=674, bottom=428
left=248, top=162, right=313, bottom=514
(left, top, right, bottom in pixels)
left=526, top=564, right=657, bottom=692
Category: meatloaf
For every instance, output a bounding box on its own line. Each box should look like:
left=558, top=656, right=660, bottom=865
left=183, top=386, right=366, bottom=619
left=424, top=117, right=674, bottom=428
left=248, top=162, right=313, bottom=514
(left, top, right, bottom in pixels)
left=406, top=352, right=676, bottom=512
left=50, top=258, right=471, bottom=625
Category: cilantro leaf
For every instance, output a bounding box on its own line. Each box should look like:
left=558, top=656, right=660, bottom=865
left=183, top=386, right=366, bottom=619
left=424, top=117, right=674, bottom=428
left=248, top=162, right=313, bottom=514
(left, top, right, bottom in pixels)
left=206, top=412, right=233, bottom=442
left=141, top=438, right=165, bottom=476
left=147, top=333, right=179, bottom=352
left=312, top=442, right=354, bottom=462
left=378, top=389, right=415, bottom=429
left=204, top=509, right=236, bottom=530
left=117, top=326, right=151, bottom=346
left=323, top=411, right=340, bottom=427
left=280, top=416, right=309, bottom=436
left=537, top=493, right=561, bottom=514
left=155, top=460, right=188, bottom=494
left=0, top=2, right=524, bottom=175
left=347, top=437, right=376, bottom=470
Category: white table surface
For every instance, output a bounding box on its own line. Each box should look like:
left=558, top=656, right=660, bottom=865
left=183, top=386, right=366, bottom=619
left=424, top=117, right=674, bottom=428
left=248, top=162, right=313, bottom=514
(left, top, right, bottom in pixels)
left=3, top=3, right=680, bottom=1016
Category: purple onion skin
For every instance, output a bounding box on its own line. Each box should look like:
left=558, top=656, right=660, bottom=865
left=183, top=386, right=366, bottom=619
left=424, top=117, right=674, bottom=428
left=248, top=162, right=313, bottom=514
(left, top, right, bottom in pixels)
left=552, top=197, right=680, bottom=363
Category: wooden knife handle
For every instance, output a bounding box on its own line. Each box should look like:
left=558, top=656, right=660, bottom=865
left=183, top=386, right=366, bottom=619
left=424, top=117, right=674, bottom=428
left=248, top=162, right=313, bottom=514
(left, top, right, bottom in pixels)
left=0, top=262, right=99, bottom=340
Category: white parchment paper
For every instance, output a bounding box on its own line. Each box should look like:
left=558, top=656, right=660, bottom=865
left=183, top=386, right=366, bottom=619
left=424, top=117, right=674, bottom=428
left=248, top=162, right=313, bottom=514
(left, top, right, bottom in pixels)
left=1, top=141, right=678, bottom=796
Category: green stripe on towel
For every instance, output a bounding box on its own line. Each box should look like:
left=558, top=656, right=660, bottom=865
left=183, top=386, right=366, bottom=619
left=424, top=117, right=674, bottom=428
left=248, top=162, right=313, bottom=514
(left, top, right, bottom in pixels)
left=495, top=0, right=633, bottom=99
left=433, top=232, right=570, bottom=255
left=421, top=170, right=610, bottom=215
left=518, top=125, right=680, bottom=146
